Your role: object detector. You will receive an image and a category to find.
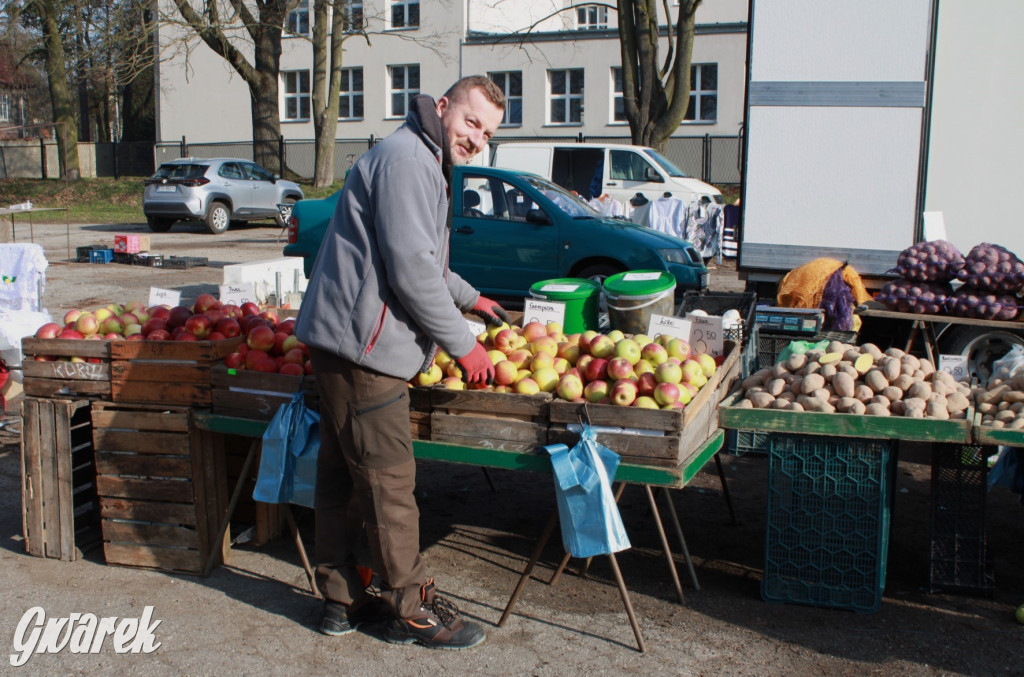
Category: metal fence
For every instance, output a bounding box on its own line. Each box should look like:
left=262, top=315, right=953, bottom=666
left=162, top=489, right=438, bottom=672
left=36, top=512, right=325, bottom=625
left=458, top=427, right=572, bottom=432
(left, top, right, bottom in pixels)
left=0, top=139, right=153, bottom=179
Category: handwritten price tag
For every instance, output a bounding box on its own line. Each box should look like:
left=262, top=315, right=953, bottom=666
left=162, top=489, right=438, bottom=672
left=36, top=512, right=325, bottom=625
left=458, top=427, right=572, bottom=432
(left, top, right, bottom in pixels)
left=938, top=354, right=969, bottom=382
left=647, top=313, right=692, bottom=342
left=148, top=287, right=181, bottom=308
left=219, top=282, right=256, bottom=307
left=686, top=313, right=725, bottom=357
left=523, top=298, right=566, bottom=328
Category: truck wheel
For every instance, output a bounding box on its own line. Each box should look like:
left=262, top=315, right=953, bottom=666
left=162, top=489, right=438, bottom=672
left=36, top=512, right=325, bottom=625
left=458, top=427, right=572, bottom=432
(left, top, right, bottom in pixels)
left=206, top=202, right=231, bottom=234
left=937, top=325, right=1024, bottom=383
left=275, top=198, right=297, bottom=229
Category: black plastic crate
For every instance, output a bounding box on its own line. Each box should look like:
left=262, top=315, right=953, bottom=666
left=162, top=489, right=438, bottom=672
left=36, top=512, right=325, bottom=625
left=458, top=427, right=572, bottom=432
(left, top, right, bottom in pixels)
left=112, top=251, right=134, bottom=265
left=725, top=429, right=771, bottom=457
left=929, top=444, right=995, bottom=595
left=162, top=256, right=208, bottom=269
left=753, top=329, right=859, bottom=371
left=676, top=290, right=757, bottom=346
left=132, top=253, right=164, bottom=267
left=76, top=244, right=107, bottom=263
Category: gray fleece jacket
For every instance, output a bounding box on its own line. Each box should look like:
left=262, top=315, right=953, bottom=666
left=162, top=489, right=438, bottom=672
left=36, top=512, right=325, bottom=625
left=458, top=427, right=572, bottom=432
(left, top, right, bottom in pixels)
left=294, top=99, right=480, bottom=380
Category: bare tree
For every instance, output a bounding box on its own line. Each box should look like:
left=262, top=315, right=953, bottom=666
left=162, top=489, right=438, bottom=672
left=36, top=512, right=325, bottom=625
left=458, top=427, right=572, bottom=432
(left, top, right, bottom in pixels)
left=309, top=0, right=347, bottom=187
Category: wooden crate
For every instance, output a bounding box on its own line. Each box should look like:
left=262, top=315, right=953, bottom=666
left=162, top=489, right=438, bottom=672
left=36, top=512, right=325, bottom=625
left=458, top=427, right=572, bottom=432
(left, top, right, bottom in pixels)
left=210, top=364, right=317, bottom=421
left=548, top=341, right=742, bottom=467
left=409, top=386, right=431, bottom=440
left=21, top=337, right=112, bottom=399
left=21, top=397, right=102, bottom=561
left=91, top=402, right=229, bottom=574
left=109, top=338, right=243, bottom=406
left=429, top=388, right=551, bottom=451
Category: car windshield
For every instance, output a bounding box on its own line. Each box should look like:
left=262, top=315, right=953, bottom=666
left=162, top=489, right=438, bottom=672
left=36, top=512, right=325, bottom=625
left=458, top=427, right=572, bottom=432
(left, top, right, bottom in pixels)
left=521, top=175, right=597, bottom=218
left=643, top=149, right=690, bottom=178
left=153, top=163, right=208, bottom=180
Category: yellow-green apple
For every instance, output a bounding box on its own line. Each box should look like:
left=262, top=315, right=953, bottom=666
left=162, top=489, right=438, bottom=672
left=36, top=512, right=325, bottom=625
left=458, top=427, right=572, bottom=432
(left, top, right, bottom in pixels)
left=530, top=352, right=555, bottom=372
left=610, top=379, right=638, bottom=406
left=487, top=349, right=506, bottom=365
left=667, top=338, right=691, bottom=362
left=640, top=342, right=669, bottom=366
left=75, top=313, right=99, bottom=335
left=434, top=349, right=453, bottom=372
left=552, top=357, right=570, bottom=375
left=63, top=309, right=83, bottom=325
left=521, top=321, right=547, bottom=342
left=564, top=333, right=582, bottom=346
left=545, top=321, right=563, bottom=337
left=607, top=356, right=635, bottom=381
left=633, top=359, right=654, bottom=377
left=486, top=321, right=511, bottom=342
left=583, top=379, right=610, bottom=403
left=413, top=363, right=443, bottom=386
left=575, top=353, right=594, bottom=375
left=634, top=396, right=660, bottom=409
left=442, top=376, right=466, bottom=390
left=556, top=342, right=580, bottom=365
left=664, top=400, right=687, bottom=410
left=588, top=334, right=615, bottom=358
left=123, top=323, right=143, bottom=337
left=653, top=381, right=681, bottom=406
left=637, top=371, right=658, bottom=397
left=632, top=333, right=653, bottom=348
left=696, top=352, right=718, bottom=378
left=682, top=382, right=699, bottom=399
left=584, top=357, right=609, bottom=383
left=514, top=377, right=540, bottom=395
left=556, top=372, right=584, bottom=401
left=656, top=333, right=672, bottom=347
left=492, top=385, right=511, bottom=393
left=607, top=329, right=625, bottom=343
left=446, top=361, right=464, bottom=379
left=655, top=361, right=683, bottom=384
left=494, top=360, right=519, bottom=386
left=530, top=335, right=559, bottom=357
left=681, top=359, right=704, bottom=384
left=94, top=307, right=113, bottom=324
left=532, top=366, right=560, bottom=393
left=99, top=316, right=125, bottom=336
left=614, top=338, right=642, bottom=365
left=579, top=330, right=599, bottom=351
left=507, top=348, right=533, bottom=369
left=515, top=368, right=532, bottom=383
left=493, top=328, right=517, bottom=354
left=677, top=383, right=694, bottom=405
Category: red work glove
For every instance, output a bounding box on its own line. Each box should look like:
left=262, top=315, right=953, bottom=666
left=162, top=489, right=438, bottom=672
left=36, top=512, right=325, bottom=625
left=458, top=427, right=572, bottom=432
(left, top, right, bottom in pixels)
left=470, top=294, right=511, bottom=327
left=456, top=343, right=495, bottom=385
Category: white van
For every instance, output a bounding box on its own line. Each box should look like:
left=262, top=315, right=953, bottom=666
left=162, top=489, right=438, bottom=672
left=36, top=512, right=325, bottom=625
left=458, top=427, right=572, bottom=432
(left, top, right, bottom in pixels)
left=490, top=142, right=723, bottom=208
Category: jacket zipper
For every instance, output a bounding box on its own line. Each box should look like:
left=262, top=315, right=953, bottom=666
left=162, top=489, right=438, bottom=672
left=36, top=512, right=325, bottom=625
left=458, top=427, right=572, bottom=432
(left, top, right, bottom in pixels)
left=354, top=390, right=407, bottom=417
left=365, top=303, right=387, bottom=355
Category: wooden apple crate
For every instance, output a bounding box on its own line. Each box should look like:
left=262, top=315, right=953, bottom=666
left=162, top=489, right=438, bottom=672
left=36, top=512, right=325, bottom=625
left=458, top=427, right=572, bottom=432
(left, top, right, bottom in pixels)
left=21, top=337, right=112, bottom=399
left=210, top=364, right=318, bottom=421
left=91, top=401, right=229, bottom=574
left=109, top=337, right=243, bottom=406
left=409, top=387, right=431, bottom=440
left=21, top=397, right=102, bottom=561
left=548, top=341, right=742, bottom=467
left=429, top=388, right=551, bottom=451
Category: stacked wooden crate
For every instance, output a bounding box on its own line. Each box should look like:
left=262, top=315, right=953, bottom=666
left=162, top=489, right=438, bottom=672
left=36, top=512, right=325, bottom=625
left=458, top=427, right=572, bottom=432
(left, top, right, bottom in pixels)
left=110, top=338, right=243, bottom=406
left=210, top=364, right=317, bottom=421
left=21, top=338, right=111, bottom=399
left=429, top=388, right=551, bottom=452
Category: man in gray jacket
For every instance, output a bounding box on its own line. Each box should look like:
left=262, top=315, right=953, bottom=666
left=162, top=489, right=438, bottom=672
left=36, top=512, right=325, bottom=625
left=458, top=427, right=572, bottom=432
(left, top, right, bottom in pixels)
left=295, top=76, right=508, bottom=650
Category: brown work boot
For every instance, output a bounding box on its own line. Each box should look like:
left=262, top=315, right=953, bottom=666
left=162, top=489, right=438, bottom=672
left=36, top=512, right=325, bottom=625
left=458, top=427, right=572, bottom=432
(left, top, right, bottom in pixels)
left=384, top=580, right=486, bottom=650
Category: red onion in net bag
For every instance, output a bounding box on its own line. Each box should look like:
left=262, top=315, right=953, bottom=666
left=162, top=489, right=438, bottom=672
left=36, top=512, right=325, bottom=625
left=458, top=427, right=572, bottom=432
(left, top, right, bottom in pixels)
left=875, top=278, right=953, bottom=315
left=956, top=242, right=1024, bottom=293
left=894, top=240, right=964, bottom=282
left=945, top=285, right=1021, bottom=320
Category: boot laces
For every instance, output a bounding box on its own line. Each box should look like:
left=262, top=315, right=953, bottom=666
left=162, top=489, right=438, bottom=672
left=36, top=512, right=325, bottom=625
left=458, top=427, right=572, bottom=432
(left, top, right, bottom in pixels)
left=428, top=595, right=460, bottom=628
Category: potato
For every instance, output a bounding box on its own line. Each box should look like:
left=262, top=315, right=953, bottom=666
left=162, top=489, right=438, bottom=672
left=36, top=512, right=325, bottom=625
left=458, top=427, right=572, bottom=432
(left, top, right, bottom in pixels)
left=900, top=354, right=921, bottom=371
left=891, top=400, right=906, bottom=416
left=865, top=403, right=891, bottom=416
left=734, top=398, right=754, bottom=409
left=996, top=409, right=1017, bottom=423
left=919, top=359, right=935, bottom=375
left=848, top=400, right=866, bottom=415
left=785, top=353, right=807, bottom=372
left=860, top=343, right=884, bottom=359
left=904, top=406, right=924, bottom=418
left=946, top=392, right=970, bottom=414
left=1009, top=417, right=1024, bottom=430
left=855, top=384, right=875, bottom=402
left=836, top=396, right=860, bottom=413
left=766, top=378, right=787, bottom=397
left=855, top=354, right=876, bottom=375
left=819, top=351, right=844, bottom=365
left=805, top=349, right=825, bottom=363
left=978, top=401, right=997, bottom=415
left=827, top=340, right=848, bottom=355
left=843, top=348, right=863, bottom=363
left=903, top=397, right=927, bottom=412
left=931, top=381, right=951, bottom=397
left=1002, top=390, right=1024, bottom=404
left=741, top=368, right=773, bottom=390
left=772, top=362, right=791, bottom=379
left=893, top=373, right=916, bottom=391
left=839, top=364, right=860, bottom=380
left=906, top=381, right=932, bottom=400
left=927, top=393, right=948, bottom=410
left=990, top=419, right=1006, bottom=428
left=870, top=395, right=891, bottom=409
left=1011, top=401, right=1024, bottom=413
left=882, top=385, right=903, bottom=402
left=772, top=397, right=793, bottom=410
left=802, top=373, right=826, bottom=394
left=789, top=376, right=804, bottom=395
left=933, top=371, right=957, bottom=389
left=1012, top=373, right=1024, bottom=391
left=787, top=401, right=806, bottom=412
left=832, top=372, right=856, bottom=398
left=812, top=388, right=833, bottom=401
left=865, top=370, right=889, bottom=393
left=978, top=384, right=1010, bottom=405
left=881, top=357, right=901, bottom=382
left=748, top=392, right=775, bottom=409
left=884, top=347, right=906, bottom=359
left=926, top=401, right=950, bottom=420
left=797, top=395, right=835, bottom=413
left=900, top=362, right=916, bottom=377
left=800, top=362, right=822, bottom=376
left=820, top=363, right=838, bottom=381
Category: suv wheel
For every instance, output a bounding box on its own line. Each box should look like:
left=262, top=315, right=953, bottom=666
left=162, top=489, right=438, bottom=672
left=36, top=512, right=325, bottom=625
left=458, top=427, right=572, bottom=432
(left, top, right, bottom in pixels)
left=275, top=198, right=297, bottom=229
left=206, top=202, right=231, bottom=234
left=147, top=217, right=174, bottom=233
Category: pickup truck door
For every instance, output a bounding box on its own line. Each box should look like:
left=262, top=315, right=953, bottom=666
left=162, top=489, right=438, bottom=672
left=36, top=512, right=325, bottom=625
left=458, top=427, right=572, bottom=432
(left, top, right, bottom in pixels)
left=449, top=173, right=559, bottom=295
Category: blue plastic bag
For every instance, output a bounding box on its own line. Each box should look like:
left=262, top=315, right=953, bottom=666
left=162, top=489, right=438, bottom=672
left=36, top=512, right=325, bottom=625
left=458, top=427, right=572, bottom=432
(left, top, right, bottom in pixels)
left=544, top=426, right=631, bottom=558
left=253, top=391, right=320, bottom=509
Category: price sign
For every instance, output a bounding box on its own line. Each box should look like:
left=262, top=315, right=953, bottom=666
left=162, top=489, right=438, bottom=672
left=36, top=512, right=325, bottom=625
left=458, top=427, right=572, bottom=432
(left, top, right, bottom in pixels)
left=219, top=282, right=256, bottom=307
left=622, top=272, right=662, bottom=282
left=938, top=354, right=969, bottom=382
left=465, top=318, right=486, bottom=337
left=148, top=286, right=181, bottom=308
left=647, top=313, right=692, bottom=342
left=523, top=298, right=566, bottom=328
left=686, top=313, right=725, bottom=357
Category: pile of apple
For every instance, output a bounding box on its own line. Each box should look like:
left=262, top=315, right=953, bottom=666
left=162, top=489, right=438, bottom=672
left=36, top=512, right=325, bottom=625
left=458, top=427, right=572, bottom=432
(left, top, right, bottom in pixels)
left=222, top=307, right=312, bottom=377
left=412, top=320, right=720, bottom=410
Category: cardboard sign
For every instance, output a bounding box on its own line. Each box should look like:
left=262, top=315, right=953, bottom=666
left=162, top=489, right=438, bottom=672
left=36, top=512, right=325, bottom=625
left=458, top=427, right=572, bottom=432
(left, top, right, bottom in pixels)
left=938, top=354, right=969, bottom=382
left=523, top=298, right=566, bottom=328
left=647, top=313, right=692, bottom=342
left=149, top=287, right=181, bottom=308
left=219, top=282, right=257, bottom=307
left=686, top=313, right=725, bottom=357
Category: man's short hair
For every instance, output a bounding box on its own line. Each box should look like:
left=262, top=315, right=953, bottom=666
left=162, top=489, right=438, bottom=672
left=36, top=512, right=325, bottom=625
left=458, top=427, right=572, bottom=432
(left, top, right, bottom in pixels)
left=443, top=76, right=506, bottom=111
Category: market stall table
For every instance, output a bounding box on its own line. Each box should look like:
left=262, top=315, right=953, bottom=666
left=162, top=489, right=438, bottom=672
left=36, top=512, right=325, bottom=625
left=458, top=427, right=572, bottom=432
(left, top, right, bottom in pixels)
left=0, top=206, right=73, bottom=261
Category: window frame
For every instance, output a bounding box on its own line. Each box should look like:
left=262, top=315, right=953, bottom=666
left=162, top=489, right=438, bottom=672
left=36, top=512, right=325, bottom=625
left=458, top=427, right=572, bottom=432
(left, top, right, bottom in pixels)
left=390, top=0, right=420, bottom=29
left=610, top=67, right=627, bottom=125
left=281, top=70, right=312, bottom=122
left=547, top=68, right=584, bottom=126
left=387, top=64, right=420, bottom=119
left=285, top=0, right=310, bottom=36
left=683, top=62, right=719, bottom=124
left=576, top=5, right=608, bottom=30
left=0, top=93, right=9, bottom=123
left=343, top=1, right=364, bottom=33
left=488, top=71, right=523, bottom=127
left=338, top=67, right=364, bottom=121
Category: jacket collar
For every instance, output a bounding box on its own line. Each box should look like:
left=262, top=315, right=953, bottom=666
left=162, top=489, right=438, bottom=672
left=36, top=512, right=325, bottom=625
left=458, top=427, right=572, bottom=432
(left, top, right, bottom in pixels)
left=407, top=95, right=452, bottom=186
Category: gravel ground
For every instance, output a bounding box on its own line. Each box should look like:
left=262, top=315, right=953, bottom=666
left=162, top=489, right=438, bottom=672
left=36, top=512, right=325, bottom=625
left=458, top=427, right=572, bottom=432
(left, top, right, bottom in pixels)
left=2, top=219, right=1023, bottom=676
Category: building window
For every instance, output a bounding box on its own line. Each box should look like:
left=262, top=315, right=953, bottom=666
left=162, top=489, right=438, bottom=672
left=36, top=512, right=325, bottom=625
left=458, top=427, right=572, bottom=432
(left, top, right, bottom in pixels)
left=577, top=5, right=608, bottom=30
left=389, top=64, right=420, bottom=118
left=343, top=1, right=364, bottom=32
left=339, top=67, right=364, bottom=120
left=548, top=69, right=583, bottom=125
left=685, top=63, right=718, bottom=122
left=286, top=0, right=310, bottom=36
left=282, top=70, right=311, bottom=121
left=391, top=0, right=419, bottom=28
left=489, top=71, right=522, bottom=126
left=0, top=93, right=9, bottom=123
left=611, top=67, right=626, bottom=123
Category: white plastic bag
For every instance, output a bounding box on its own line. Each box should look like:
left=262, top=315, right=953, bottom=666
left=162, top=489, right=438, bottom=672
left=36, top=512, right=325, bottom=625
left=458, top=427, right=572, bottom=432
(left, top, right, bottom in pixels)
left=990, top=344, right=1024, bottom=383
left=0, top=308, right=54, bottom=382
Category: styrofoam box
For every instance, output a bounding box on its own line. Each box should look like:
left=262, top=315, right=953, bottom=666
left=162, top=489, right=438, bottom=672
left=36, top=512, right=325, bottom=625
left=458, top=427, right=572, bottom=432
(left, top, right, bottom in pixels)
left=222, top=258, right=307, bottom=305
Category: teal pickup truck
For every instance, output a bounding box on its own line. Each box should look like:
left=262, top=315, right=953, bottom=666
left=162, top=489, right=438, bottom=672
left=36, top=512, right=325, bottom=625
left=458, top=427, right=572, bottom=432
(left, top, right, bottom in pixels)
left=283, top=165, right=708, bottom=297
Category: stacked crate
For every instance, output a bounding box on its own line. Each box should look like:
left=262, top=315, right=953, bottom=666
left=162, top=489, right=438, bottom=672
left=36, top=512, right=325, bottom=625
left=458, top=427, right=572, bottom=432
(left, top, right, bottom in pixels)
left=110, top=338, right=242, bottom=406
left=21, top=337, right=112, bottom=400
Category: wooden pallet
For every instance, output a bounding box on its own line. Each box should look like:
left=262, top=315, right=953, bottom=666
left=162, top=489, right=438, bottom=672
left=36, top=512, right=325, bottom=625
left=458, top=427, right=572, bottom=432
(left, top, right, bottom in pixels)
left=548, top=341, right=742, bottom=467
left=91, top=402, right=229, bottom=574
left=109, top=338, right=243, bottom=406
left=21, top=397, right=102, bottom=560
left=210, top=364, right=317, bottom=421
left=429, top=388, right=551, bottom=451
left=21, top=338, right=112, bottom=399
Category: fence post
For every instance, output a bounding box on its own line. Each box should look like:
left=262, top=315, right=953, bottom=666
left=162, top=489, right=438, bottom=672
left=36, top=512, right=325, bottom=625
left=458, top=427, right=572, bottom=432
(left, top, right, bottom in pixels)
left=703, top=134, right=712, bottom=183
left=577, top=132, right=584, bottom=143
left=368, top=134, right=376, bottom=149
left=180, top=135, right=188, bottom=158
left=278, top=134, right=285, bottom=175
left=113, top=138, right=120, bottom=180
left=39, top=136, right=46, bottom=179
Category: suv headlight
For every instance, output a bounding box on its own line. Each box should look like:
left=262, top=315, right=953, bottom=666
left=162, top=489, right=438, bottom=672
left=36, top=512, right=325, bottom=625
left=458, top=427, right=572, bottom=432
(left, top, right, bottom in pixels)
left=658, top=248, right=700, bottom=265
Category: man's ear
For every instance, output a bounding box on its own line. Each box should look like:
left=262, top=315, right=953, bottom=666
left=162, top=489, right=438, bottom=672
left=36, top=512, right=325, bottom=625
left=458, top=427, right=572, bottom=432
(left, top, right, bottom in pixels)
left=436, top=96, right=449, bottom=116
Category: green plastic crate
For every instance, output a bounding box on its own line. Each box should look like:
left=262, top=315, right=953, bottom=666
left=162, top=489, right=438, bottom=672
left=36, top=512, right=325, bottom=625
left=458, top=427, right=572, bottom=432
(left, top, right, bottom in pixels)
left=762, top=433, right=896, bottom=613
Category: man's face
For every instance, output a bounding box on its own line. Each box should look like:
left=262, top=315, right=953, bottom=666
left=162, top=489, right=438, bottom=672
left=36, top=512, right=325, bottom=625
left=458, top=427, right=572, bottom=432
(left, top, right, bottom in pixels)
left=437, top=87, right=504, bottom=165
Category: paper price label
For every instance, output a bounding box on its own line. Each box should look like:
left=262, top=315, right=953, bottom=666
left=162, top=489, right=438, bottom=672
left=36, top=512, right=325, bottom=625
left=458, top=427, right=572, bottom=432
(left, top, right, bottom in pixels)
left=523, top=298, right=566, bottom=328
left=465, top=318, right=487, bottom=337
left=647, top=313, right=692, bottom=342
left=938, top=354, right=969, bottom=382
left=219, top=282, right=256, bottom=307
left=148, top=286, right=181, bottom=308
left=622, top=272, right=662, bottom=281
left=539, top=284, right=579, bottom=293
left=686, top=313, right=725, bottom=357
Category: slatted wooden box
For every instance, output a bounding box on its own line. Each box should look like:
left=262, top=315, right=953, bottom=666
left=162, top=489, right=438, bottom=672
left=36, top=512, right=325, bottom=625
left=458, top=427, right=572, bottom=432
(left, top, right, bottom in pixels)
left=409, top=386, right=431, bottom=441
left=21, top=338, right=112, bottom=399
left=429, top=388, right=551, bottom=451
left=92, top=402, right=228, bottom=574
left=210, top=364, right=318, bottom=421
left=109, top=338, right=243, bottom=406
left=548, top=341, right=741, bottom=467
left=21, top=397, right=102, bottom=561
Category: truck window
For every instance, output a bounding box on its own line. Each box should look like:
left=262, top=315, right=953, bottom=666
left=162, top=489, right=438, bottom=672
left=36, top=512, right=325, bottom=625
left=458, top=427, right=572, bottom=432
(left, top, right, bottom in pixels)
left=609, top=150, right=655, bottom=182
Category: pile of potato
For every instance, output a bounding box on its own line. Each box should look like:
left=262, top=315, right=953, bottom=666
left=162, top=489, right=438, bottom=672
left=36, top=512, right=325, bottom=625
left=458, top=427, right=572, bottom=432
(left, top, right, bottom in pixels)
left=733, top=341, right=971, bottom=419
left=973, top=373, right=1024, bottom=429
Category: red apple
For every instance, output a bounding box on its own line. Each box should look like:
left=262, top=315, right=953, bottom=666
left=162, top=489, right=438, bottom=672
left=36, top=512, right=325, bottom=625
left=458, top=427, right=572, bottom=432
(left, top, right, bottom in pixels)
left=166, top=306, right=193, bottom=330
left=584, top=357, right=609, bottom=383
left=216, top=318, right=241, bottom=339
left=221, top=304, right=242, bottom=320
left=304, top=360, right=314, bottom=375
left=224, top=352, right=245, bottom=369
left=146, top=329, right=171, bottom=341
left=274, top=356, right=286, bottom=370
left=63, top=309, right=83, bottom=325
left=259, top=309, right=279, bottom=328
left=240, top=301, right=260, bottom=317
left=277, top=318, right=296, bottom=335
left=207, top=331, right=227, bottom=341
left=236, top=343, right=250, bottom=357
left=192, top=293, right=221, bottom=314
left=283, top=348, right=306, bottom=365
left=637, top=371, right=658, bottom=397
left=204, top=309, right=225, bottom=325
left=125, top=333, right=144, bottom=341
left=34, top=322, right=61, bottom=339
left=279, top=362, right=304, bottom=376
left=272, top=331, right=290, bottom=355
left=147, top=305, right=171, bottom=321
left=248, top=325, right=276, bottom=352
left=185, top=314, right=213, bottom=339
left=171, top=326, right=189, bottom=340
left=141, top=317, right=168, bottom=337
left=245, top=349, right=270, bottom=370
left=57, top=328, right=84, bottom=340
left=253, top=358, right=278, bottom=373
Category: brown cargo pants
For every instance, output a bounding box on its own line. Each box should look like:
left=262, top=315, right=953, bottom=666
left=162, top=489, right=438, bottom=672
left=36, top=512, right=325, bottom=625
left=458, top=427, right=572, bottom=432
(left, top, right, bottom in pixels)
left=309, top=348, right=427, bottom=619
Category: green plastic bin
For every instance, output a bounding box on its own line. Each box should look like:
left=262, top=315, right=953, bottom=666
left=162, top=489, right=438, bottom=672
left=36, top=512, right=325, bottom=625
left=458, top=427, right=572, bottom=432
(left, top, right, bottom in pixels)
left=528, top=278, right=601, bottom=334
left=602, top=270, right=676, bottom=335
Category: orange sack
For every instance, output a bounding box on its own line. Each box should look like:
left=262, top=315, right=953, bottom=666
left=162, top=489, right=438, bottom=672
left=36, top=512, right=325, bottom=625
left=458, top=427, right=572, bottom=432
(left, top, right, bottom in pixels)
left=776, top=258, right=873, bottom=309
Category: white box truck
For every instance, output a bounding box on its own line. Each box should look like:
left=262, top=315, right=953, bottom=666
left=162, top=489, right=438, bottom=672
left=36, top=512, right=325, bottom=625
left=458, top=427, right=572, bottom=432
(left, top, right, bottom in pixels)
left=739, top=0, right=1024, bottom=371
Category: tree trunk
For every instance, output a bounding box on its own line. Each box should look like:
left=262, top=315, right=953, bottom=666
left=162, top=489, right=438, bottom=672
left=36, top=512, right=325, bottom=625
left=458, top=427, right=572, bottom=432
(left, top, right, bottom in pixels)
left=251, top=74, right=281, bottom=174
left=311, top=0, right=346, bottom=187
left=40, top=0, right=81, bottom=180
